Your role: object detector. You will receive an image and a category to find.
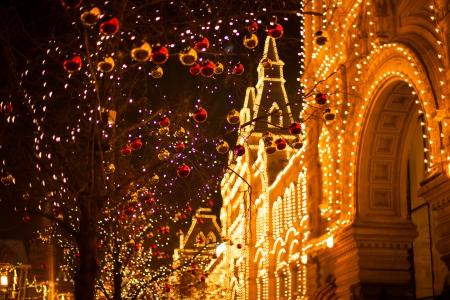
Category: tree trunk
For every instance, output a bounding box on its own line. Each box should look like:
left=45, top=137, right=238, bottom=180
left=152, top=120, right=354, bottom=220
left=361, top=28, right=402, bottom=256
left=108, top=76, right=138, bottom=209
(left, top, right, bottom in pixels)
left=74, top=228, right=99, bottom=300
left=113, top=271, right=123, bottom=300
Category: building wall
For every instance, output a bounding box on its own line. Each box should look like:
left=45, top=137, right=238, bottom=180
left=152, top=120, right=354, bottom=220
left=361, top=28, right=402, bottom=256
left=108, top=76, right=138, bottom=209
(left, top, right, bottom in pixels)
left=212, top=0, right=450, bottom=299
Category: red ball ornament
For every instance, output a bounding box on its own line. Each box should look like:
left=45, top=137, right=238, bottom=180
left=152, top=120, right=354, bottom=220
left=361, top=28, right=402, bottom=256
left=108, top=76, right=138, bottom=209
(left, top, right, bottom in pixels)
left=133, top=243, right=142, bottom=252
left=175, top=142, right=185, bottom=152
left=164, top=285, right=171, bottom=292
left=164, top=227, right=170, bottom=234
left=189, top=63, right=201, bottom=75
left=237, top=244, right=243, bottom=249
left=145, top=197, right=156, bottom=205
left=97, top=244, right=102, bottom=249
left=165, top=254, right=170, bottom=259
left=289, top=123, right=302, bottom=135
left=41, top=263, right=48, bottom=269
left=275, top=138, right=287, bottom=150
left=180, top=213, right=187, bottom=219
left=194, top=36, right=210, bottom=52
left=121, top=145, right=132, bottom=156
left=60, top=0, right=82, bottom=8
left=124, top=206, right=134, bottom=215
left=267, top=23, right=284, bottom=39
left=2, top=104, right=13, bottom=115
left=29, top=238, right=36, bottom=244
left=233, top=63, right=244, bottom=75
left=193, top=108, right=207, bottom=123
left=206, top=200, right=213, bottom=207
left=200, top=60, right=215, bottom=77
left=130, top=138, right=142, bottom=150
left=197, top=219, right=204, bottom=225
left=212, top=253, right=218, bottom=259
left=201, top=276, right=206, bottom=282
left=247, top=21, right=258, bottom=33
left=234, top=144, right=246, bottom=156
left=22, top=215, right=30, bottom=222
left=53, top=206, right=61, bottom=214
left=315, top=93, right=327, bottom=105
left=118, top=215, right=126, bottom=223
left=100, top=17, right=119, bottom=35
left=151, top=44, right=169, bottom=64
left=63, top=56, right=82, bottom=73
left=73, top=252, right=80, bottom=259
left=151, top=244, right=157, bottom=250
left=158, top=116, right=170, bottom=127
left=177, top=164, right=190, bottom=178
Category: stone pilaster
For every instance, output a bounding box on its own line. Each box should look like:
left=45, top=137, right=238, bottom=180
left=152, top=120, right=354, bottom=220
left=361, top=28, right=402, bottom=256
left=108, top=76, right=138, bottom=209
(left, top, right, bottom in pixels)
left=333, top=220, right=418, bottom=300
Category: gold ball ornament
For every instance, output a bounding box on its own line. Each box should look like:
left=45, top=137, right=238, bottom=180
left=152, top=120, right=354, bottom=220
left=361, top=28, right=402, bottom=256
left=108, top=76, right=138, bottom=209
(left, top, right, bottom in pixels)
left=175, top=127, right=185, bottom=138
left=158, top=148, right=170, bottom=161
left=314, top=30, right=329, bottom=46
left=214, top=62, right=224, bottom=74
left=243, top=34, right=258, bottom=49
left=1, top=174, right=14, bottom=186
left=179, top=47, right=198, bottom=66
left=264, top=141, right=277, bottom=155
left=158, top=126, right=170, bottom=135
left=291, top=137, right=304, bottom=150
left=97, top=57, right=115, bottom=72
left=104, top=163, right=115, bottom=174
left=261, top=131, right=274, bottom=143
left=152, top=66, right=163, bottom=78
left=216, top=140, right=229, bottom=154
left=323, top=108, right=335, bottom=121
left=226, top=109, right=240, bottom=124
left=80, top=7, right=101, bottom=26
left=131, top=42, right=152, bottom=62
left=261, top=58, right=272, bottom=69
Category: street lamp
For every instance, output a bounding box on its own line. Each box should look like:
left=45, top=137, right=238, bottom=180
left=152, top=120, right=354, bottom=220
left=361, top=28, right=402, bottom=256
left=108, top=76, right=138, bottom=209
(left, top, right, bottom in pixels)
left=0, top=273, right=8, bottom=300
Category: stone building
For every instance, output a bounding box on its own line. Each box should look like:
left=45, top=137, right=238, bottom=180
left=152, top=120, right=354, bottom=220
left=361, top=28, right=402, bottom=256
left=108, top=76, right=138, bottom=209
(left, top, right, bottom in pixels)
left=209, top=0, right=450, bottom=299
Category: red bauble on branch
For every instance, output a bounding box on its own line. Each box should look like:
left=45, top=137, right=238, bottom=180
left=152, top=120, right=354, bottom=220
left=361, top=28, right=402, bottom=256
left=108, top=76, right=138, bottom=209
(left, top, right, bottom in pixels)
left=193, top=108, right=207, bottom=123
left=130, top=138, right=142, bottom=150
left=151, top=44, right=169, bottom=64
left=247, top=21, right=258, bottom=33
left=2, top=104, right=13, bottom=115
left=177, top=164, right=190, bottom=178
left=121, top=145, right=132, bottom=156
left=22, top=215, right=30, bottom=222
left=158, top=116, right=170, bottom=127
left=267, top=23, right=284, bottom=39
left=200, top=60, right=215, bottom=77
left=63, top=56, right=82, bottom=73
left=206, top=200, right=213, bottom=207
left=234, top=144, right=246, bottom=156
left=189, top=63, right=201, bottom=75
left=175, top=142, right=185, bottom=152
left=315, top=93, right=327, bottom=105
left=194, top=36, right=210, bottom=52
left=197, top=219, right=204, bottom=225
left=289, top=123, right=301, bottom=135
left=100, top=17, right=119, bottom=35
left=233, top=63, right=244, bottom=75
left=275, top=138, right=287, bottom=150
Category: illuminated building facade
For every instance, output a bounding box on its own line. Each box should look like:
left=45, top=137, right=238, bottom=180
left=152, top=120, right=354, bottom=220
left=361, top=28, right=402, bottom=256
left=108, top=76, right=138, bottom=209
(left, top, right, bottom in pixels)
left=210, top=0, right=450, bottom=299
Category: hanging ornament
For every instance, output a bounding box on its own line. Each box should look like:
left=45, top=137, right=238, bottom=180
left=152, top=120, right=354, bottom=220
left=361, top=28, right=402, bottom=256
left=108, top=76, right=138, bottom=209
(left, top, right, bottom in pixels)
left=73, top=252, right=80, bottom=259
left=234, top=144, right=246, bottom=156
left=292, top=137, right=304, bottom=150
left=262, top=132, right=274, bottom=143
left=158, top=126, right=169, bottom=135
left=1, top=174, right=14, bottom=186
left=189, top=63, right=201, bottom=75
left=233, top=63, right=244, bottom=75
left=314, top=30, right=329, bottom=46
left=53, top=206, right=61, bottom=214
left=267, top=23, right=284, bottom=39
left=63, top=55, right=82, bottom=73
left=152, top=66, right=163, bottom=78
left=275, top=138, right=287, bottom=150
left=29, top=238, right=36, bottom=244
left=177, top=164, right=190, bottom=178
left=180, top=213, right=187, bottom=219
left=247, top=21, right=258, bottom=33
left=186, top=206, right=192, bottom=213
left=97, top=57, right=115, bottom=72
left=130, top=138, right=142, bottom=150
left=145, top=196, right=155, bottom=205
left=212, top=253, right=218, bottom=259
left=193, top=108, right=207, bottom=123
left=315, top=93, right=327, bottom=105
left=124, top=206, right=134, bottom=215
left=201, top=276, right=206, bottom=282
left=163, top=226, right=170, bottom=234
left=41, top=263, right=48, bottom=269
left=206, top=200, right=213, bottom=207
left=214, top=62, right=224, bottom=74
left=150, top=173, right=159, bottom=184
left=194, top=36, right=210, bottom=52
left=237, top=244, right=243, bottom=249
left=179, top=47, right=198, bottom=66
left=151, top=44, right=169, bottom=64
left=121, top=146, right=132, bottom=156
left=323, top=108, right=335, bottom=121
left=158, top=148, right=170, bottom=160
left=289, top=123, right=301, bottom=135
left=174, top=142, right=185, bottom=152
left=22, top=215, right=30, bottom=222
left=226, top=109, right=240, bottom=124
left=81, top=7, right=101, bottom=26
left=200, top=60, right=215, bottom=77
left=243, top=34, right=258, bottom=49
left=158, top=117, right=170, bottom=127
left=261, top=58, right=272, bottom=69
left=100, top=17, right=119, bottom=35
left=197, top=219, right=204, bottom=225
left=175, top=127, right=185, bottom=138
left=104, top=163, right=115, bottom=174
left=264, top=141, right=276, bottom=155
left=61, top=0, right=82, bottom=8
left=216, top=140, right=229, bottom=154
left=2, top=104, right=13, bottom=115
left=131, top=42, right=152, bottom=62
